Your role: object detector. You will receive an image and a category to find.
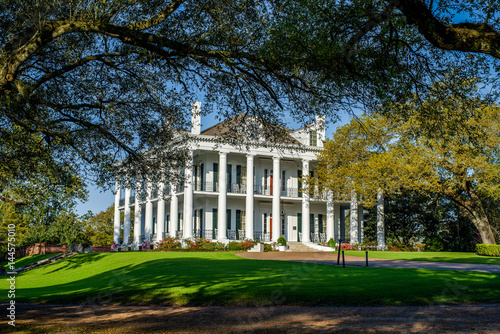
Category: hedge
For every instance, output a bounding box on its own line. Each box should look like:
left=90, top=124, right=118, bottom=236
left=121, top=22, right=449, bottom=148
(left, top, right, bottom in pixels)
left=476, top=244, right=500, bottom=257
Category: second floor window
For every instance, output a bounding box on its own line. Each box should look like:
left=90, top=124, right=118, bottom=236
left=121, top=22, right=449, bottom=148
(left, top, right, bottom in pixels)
left=309, top=130, right=317, bottom=146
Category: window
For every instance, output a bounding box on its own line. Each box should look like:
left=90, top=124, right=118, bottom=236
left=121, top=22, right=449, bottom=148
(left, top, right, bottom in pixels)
left=310, top=213, right=315, bottom=234
left=298, top=170, right=302, bottom=197
left=236, top=165, right=242, bottom=186
left=264, top=169, right=268, bottom=191
left=318, top=214, right=324, bottom=234
left=309, top=130, right=317, bottom=146
left=297, top=213, right=302, bottom=242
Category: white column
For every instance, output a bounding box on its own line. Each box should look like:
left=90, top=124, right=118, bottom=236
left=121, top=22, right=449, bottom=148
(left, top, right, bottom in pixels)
left=123, top=184, right=131, bottom=244
left=272, top=156, right=280, bottom=242
left=246, top=153, right=254, bottom=240
left=301, top=159, right=310, bottom=242
left=134, top=179, right=142, bottom=244
left=326, top=191, right=334, bottom=241
left=156, top=178, right=166, bottom=242
left=113, top=180, right=121, bottom=244
left=183, top=152, right=194, bottom=239
left=144, top=179, right=153, bottom=240
left=218, top=151, right=227, bottom=240
left=170, top=179, right=178, bottom=238
left=350, top=191, right=359, bottom=244
left=334, top=203, right=341, bottom=241
left=358, top=205, right=364, bottom=243
left=377, top=190, right=386, bottom=250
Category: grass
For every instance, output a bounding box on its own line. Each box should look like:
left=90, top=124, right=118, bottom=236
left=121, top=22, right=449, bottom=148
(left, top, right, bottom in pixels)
left=1, top=253, right=62, bottom=270
left=343, top=251, right=500, bottom=265
left=0, top=252, right=499, bottom=306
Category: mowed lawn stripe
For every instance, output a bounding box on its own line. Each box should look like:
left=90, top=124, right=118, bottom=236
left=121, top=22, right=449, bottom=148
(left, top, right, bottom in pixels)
left=1, top=252, right=499, bottom=306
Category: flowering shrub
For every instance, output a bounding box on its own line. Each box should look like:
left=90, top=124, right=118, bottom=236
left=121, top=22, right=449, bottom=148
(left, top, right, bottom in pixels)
left=141, top=239, right=152, bottom=251
left=111, top=242, right=119, bottom=251
left=340, top=243, right=355, bottom=250
left=155, top=236, right=181, bottom=250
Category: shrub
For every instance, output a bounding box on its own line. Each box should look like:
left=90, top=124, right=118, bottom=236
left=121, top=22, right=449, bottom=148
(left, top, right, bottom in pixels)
left=327, top=238, right=336, bottom=248
left=155, top=236, right=181, bottom=251
left=476, top=244, right=500, bottom=257
left=424, top=234, right=444, bottom=252
left=340, top=243, right=355, bottom=250
left=277, top=236, right=287, bottom=246
left=263, top=243, right=275, bottom=251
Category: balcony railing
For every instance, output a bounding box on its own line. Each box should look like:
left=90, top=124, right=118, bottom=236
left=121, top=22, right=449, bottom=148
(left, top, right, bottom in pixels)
left=253, top=231, right=270, bottom=242
left=281, top=187, right=299, bottom=197
left=194, top=182, right=218, bottom=192
left=254, top=185, right=271, bottom=196
left=228, top=183, right=246, bottom=194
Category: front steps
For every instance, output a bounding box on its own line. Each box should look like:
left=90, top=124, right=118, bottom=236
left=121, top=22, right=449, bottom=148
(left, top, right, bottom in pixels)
left=287, top=242, right=322, bottom=252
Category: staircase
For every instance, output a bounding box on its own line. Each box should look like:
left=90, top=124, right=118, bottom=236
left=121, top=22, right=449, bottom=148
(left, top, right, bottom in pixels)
left=15, top=252, right=77, bottom=273
left=286, top=242, right=319, bottom=252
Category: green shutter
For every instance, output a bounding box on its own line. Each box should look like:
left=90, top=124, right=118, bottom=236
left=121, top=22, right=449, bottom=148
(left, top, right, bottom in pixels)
left=310, top=213, right=315, bottom=234
left=226, top=209, right=231, bottom=230
left=298, top=213, right=302, bottom=242
left=236, top=165, right=242, bottom=185
left=213, top=163, right=218, bottom=192
left=212, top=208, right=217, bottom=239
left=318, top=214, right=323, bottom=234
left=236, top=210, right=241, bottom=231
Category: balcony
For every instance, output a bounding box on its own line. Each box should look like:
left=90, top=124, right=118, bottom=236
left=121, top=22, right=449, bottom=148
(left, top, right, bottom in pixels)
left=194, top=182, right=218, bottom=192
left=228, top=183, right=246, bottom=194
left=281, top=187, right=299, bottom=197
left=254, top=185, right=271, bottom=196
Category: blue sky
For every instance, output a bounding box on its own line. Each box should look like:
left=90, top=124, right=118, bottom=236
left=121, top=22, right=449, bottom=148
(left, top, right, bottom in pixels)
left=75, top=108, right=352, bottom=216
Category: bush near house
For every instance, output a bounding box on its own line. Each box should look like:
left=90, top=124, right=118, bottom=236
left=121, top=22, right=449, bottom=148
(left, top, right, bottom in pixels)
left=153, top=238, right=259, bottom=252
left=476, top=244, right=500, bottom=257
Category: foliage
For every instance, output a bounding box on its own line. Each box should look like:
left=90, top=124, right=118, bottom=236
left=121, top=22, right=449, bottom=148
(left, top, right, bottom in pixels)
left=83, top=206, right=115, bottom=246
left=340, top=243, right=355, bottom=251
left=476, top=244, right=500, bottom=257
left=0, top=201, right=26, bottom=258
left=327, top=238, right=336, bottom=248
left=0, top=0, right=335, bottom=193
left=277, top=236, right=287, bottom=246
left=317, top=78, right=500, bottom=244
left=267, top=0, right=500, bottom=115
left=156, top=236, right=182, bottom=251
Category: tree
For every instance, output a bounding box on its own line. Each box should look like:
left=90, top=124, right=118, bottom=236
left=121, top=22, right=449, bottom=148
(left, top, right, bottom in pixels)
left=266, top=0, right=500, bottom=114
left=0, top=0, right=332, bottom=199
left=316, top=78, right=500, bottom=244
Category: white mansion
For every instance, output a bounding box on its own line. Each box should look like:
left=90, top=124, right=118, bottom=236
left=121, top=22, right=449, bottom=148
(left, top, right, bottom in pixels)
left=113, top=103, right=386, bottom=248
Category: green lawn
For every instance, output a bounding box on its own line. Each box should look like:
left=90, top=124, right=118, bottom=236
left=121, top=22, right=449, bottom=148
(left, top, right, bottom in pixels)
left=1, top=253, right=62, bottom=270
left=0, top=252, right=499, bottom=306
left=343, top=251, right=500, bottom=265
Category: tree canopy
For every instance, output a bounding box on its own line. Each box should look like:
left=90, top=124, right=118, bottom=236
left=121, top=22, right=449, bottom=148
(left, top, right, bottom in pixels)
left=316, top=78, right=500, bottom=244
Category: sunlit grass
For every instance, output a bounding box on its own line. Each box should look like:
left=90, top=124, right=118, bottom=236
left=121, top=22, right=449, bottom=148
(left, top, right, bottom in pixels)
left=1, top=252, right=498, bottom=306
left=344, top=251, right=500, bottom=265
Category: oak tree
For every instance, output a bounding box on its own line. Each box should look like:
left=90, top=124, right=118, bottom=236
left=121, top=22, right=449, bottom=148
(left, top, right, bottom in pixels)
left=317, top=78, right=500, bottom=244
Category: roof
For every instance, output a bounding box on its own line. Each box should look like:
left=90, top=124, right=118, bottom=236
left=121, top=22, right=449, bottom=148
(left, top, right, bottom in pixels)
left=200, top=113, right=301, bottom=145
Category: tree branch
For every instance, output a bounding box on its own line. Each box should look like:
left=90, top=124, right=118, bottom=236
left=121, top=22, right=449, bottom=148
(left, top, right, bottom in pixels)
left=395, top=0, right=500, bottom=58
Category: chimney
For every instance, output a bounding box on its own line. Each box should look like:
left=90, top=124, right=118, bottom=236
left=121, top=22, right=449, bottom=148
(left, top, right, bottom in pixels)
left=191, top=101, right=201, bottom=135
left=315, top=115, right=326, bottom=143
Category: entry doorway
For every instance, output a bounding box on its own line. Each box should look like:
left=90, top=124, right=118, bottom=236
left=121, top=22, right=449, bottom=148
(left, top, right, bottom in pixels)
left=287, top=216, right=298, bottom=242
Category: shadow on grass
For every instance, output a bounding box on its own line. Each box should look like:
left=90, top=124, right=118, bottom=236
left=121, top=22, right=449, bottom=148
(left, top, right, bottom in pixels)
left=12, top=252, right=500, bottom=307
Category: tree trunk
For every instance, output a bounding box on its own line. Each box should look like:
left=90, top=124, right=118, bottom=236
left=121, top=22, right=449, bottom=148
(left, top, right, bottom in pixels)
left=458, top=200, right=497, bottom=245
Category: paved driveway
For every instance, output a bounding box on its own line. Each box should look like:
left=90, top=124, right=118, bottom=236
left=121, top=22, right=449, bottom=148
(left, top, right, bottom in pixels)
left=236, top=252, right=500, bottom=273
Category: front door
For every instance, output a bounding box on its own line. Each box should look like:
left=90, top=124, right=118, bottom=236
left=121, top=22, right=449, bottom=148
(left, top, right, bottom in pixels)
left=287, top=216, right=298, bottom=242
